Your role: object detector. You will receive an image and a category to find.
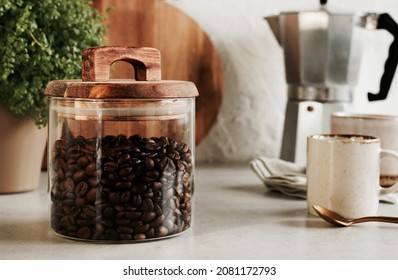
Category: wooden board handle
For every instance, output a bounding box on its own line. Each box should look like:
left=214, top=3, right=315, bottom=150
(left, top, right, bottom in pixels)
left=82, top=46, right=161, bottom=82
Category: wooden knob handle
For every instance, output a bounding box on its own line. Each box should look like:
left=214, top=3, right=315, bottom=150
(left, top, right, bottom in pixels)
left=82, top=46, right=161, bottom=82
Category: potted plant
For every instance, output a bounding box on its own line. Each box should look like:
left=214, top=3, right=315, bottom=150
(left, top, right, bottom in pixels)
left=0, top=0, right=106, bottom=193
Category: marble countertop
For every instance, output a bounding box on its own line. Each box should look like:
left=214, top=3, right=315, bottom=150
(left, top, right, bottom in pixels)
left=1, top=164, right=398, bottom=260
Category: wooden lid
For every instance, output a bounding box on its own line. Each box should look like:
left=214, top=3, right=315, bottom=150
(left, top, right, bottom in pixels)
left=45, top=46, right=199, bottom=99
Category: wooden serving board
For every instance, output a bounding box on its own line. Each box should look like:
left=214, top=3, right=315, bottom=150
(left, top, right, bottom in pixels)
left=92, top=0, right=224, bottom=145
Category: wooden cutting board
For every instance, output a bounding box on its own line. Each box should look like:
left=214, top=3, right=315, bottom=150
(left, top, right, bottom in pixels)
left=92, top=0, right=224, bottom=145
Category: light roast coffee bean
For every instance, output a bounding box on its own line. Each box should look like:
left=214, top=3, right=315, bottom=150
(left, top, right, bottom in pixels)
left=50, top=134, right=193, bottom=241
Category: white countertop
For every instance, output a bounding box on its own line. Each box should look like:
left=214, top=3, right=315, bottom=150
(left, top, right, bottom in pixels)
left=1, top=164, right=398, bottom=260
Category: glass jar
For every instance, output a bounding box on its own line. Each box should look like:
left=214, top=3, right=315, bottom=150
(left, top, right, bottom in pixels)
left=45, top=46, right=198, bottom=242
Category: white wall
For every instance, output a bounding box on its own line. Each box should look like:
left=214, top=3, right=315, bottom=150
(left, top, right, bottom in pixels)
left=166, top=0, right=398, bottom=163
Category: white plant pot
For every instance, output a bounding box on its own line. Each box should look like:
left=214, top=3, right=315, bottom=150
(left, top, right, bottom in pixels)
left=0, top=107, right=47, bottom=193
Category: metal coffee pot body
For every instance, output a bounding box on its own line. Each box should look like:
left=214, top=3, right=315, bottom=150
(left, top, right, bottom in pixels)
left=266, top=9, right=398, bottom=166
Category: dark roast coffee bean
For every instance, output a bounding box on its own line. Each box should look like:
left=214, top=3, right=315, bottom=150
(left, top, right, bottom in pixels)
left=109, top=192, right=120, bottom=204
left=87, top=177, right=98, bottom=187
left=64, top=192, right=75, bottom=200
left=120, top=190, right=131, bottom=203
left=74, top=197, right=86, bottom=207
left=63, top=178, right=75, bottom=193
left=82, top=205, right=96, bottom=217
left=117, top=153, right=130, bottom=165
left=144, top=158, right=155, bottom=170
left=150, top=214, right=164, bottom=228
left=63, top=199, right=75, bottom=207
left=153, top=203, right=163, bottom=216
left=134, top=224, right=150, bottom=233
left=103, top=206, right=115, bottom=218
left=115, top=182, right=132, bottom=189
left=145, top=228, right=155, bottom=239
left=141, top=199, right=154, bottom=213
left=75, top=182, right=88, bottom=197
left=126, top=210, right=142, bottom=220
left=142, top=212, right=156, bottom=223
left=131, top=195, right=142, bottom=207
left=77, top=155, right=90, bottom=167
left=118, top=226, right=134, bottom=234
left=77, top=227, right=91, bottom=239
left=118, top=167, right=132, bottom=177
left=85, top=162, right=97, bottom=176
left=50, top=133, right=193, bottom=241
left=73, top=170, right=87, bottom=183
left=131, top=183, right=147, bottom=194
left=119, top=234, right=133, bottom=240
left=105, top=228, right=119, bottom=240
left=115, top=219, right=130, bottom=226
left=104, top=162, right=118, bottom=172
left=85, top=188, right=97, bottom=202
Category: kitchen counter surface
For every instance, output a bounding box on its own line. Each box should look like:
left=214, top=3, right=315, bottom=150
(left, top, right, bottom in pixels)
left=1, top=164, right=398, bottom=260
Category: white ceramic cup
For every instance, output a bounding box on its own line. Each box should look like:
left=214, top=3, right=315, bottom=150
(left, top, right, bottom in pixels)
left=307, top=134, right=398, bottom=218
left=331, top=112, right=398, bottom=185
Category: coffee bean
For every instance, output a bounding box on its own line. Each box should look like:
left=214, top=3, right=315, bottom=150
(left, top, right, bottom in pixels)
left=50, top=134, right=193, bottom=241
left=59, top=215, right=74, bottom=227
left=77, top=227, right=91, bottom=239
left=103, top=206, right=115, bottom=218
left=109, top=192, right=120, bottom=204
left=115, top=181, right=132, bottom=189
left=64, top=192, right=75, bottom=200
left=74, top=197, right=86, bottom=207
left=105, top=228, right=119, bottom=240
left=82, top=205, right=96, bottom=217
left=120, top=234, right=133, bottom=240
left=56, top=168, right=65, bottom=180
left=75, top=182, right=88, bottom=197
left=85, top=162, right=97, bottom=176
left=73, top=170, right=87, bottom=183
left=63, top=199, right=74, bottom=207
left=144, top=158, right=155, bottom=170
left=87, top=177, right=99, bottom=187
left=131, top=183, right=147, bottom=194
left=142, top=212, right=156, bottom=223
left=154, top=203, right=163, bottom=216
left=77, top=155, right=90, bottom=167
left=135, top=224, right=150, bottom=233
left=131, top=195, right=142, bottom=207
left=150, top=214, right=164, bottom=228
left=134, top=233, right=146, bottom=240
left=104, top=162, right=118, bottom=172
left=117, top=153, right=130, bottom=165
left=85, top=188, right=97, bottom=202
left=119, top=167, right=133, bottom=177
left=107, top=172, right=119, bottom=182
left=141, top=199, right=154, bottom=213
left=120, top=190, right=131, bottom=203
left=115, top=219, right=130, bottom=226
left=126, top=210, right=142, bottom=220
left=118, top=226, right=134, bottom=234
left=63, top=178, right=75, bottom=193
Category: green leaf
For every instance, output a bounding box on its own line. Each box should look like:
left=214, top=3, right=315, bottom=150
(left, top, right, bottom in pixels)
left=0, top=0, right=108, bottom=127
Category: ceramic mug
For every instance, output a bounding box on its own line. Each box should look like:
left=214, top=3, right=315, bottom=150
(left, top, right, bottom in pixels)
left=331, top=112, right=398, bottom=186
left=307, top=134, right=398, bottom=218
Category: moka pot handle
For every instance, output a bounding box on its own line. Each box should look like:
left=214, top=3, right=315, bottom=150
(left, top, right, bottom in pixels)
left=368, top=13, right=398, bottom=101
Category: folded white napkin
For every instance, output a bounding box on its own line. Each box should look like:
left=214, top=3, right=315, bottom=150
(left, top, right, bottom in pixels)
left=250, top=156, right=398, bottom=204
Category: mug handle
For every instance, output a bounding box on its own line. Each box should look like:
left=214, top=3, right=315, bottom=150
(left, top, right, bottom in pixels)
left=379, top=149, right=398, bottom=196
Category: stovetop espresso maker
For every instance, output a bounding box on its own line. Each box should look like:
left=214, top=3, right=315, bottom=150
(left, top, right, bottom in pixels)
left=265, top=0, right=398, bottom=166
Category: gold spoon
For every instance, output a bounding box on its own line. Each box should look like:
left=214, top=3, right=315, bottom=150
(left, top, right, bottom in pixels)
left=312, top=205, right=398, bottom=227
